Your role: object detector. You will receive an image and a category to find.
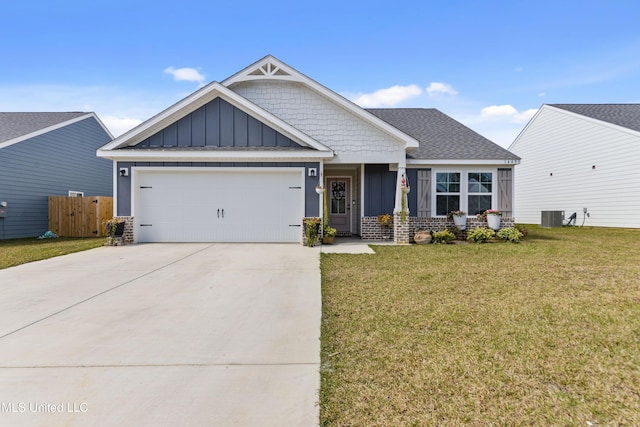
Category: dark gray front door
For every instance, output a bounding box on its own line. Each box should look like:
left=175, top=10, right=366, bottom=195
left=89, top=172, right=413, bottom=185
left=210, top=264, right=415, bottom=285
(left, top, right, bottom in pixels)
left=328, top=178, right=350, bottom=233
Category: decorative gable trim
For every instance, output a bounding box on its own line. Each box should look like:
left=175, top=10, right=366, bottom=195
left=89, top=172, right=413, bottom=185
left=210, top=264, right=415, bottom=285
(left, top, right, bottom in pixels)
left=98, top=82, right=332, bottom=154
left=223, top=55, right=420, bottom=150
left=0, top=113, right=112, bottom=150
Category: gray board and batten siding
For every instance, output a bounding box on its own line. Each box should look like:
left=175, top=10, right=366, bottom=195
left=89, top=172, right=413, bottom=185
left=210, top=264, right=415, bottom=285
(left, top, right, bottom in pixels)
left=133, top=98, right=304, bottom=149
left=0, top=116, right=112, bottom=239
left=364, top=165, right=418, bottom=216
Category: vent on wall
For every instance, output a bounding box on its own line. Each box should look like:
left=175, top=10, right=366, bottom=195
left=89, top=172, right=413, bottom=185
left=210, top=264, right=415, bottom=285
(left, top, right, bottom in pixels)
left=541, top=211, right=564, bottom=228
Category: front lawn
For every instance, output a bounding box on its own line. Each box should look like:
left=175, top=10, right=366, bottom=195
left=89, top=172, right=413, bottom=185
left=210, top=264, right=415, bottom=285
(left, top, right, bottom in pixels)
left=320, top=226, right=640, bottom=425
left=0, top=237, right=105, bottom=270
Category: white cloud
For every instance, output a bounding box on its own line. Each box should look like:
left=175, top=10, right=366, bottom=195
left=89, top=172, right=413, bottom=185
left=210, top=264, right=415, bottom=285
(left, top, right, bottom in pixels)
left=480, top=104, right=538, bottom=123
left=101, top=115, right=143, bottom=137
left=426, top=82, right=458, bottom=96
left=350, top=84, right=422, bottom=107
left=164, top=66, right=205, bottom=84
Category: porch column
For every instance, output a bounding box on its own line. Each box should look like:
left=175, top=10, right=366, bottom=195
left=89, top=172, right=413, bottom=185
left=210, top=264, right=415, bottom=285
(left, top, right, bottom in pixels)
left=393, top=165, right=408, bottom=214
left=393, top=165, right=410, bottom=244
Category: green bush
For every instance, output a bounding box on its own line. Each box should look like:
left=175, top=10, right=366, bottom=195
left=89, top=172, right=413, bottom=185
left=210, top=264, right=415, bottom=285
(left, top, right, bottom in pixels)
left=432, top=229, right=455, bottom=244
left=497, top=227, right=524, bottom=243
left=515, top=224, right=528, bottom=238
left=467, top=227, right=495, bottom=244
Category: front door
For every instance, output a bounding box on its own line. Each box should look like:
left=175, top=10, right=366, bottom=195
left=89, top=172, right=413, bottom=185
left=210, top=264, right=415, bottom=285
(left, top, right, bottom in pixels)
left=328, top=178, right=350, bottom=234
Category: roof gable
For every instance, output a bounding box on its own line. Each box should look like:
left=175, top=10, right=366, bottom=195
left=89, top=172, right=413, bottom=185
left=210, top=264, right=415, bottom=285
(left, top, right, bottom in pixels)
left=223, top=55, right=419, bottom=150
left=550, top=104, right=640, bottom=133
left=99, top=82, right=330, bottom=154
left=0, top=112, right=111, bottom=149
left=133, top=97, right=305, bottom=149
left=367, top=108, right=520, bottom=162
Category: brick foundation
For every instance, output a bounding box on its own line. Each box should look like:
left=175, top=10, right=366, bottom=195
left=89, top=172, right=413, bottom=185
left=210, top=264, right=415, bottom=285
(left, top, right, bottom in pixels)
left=107, top=216, right=134, bottom=246
left=361, top=216, right=394, bottom=241
left=361, top=215, right=515, bottom=243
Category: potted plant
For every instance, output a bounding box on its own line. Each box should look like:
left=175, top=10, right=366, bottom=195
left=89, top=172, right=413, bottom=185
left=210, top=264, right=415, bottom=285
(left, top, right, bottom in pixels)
left=448, top=210, right=467, bottom=230
left=477, top=209, right=502, bottom=230
left=377, top=213, right=393, bottom=240
left=322, top=225, right=337, bottom=244
left=303, top=217, right=322, bottom=247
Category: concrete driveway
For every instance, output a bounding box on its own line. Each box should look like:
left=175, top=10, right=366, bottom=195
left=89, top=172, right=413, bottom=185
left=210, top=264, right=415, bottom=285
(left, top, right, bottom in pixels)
left=0, top=243, right=321, bottom=427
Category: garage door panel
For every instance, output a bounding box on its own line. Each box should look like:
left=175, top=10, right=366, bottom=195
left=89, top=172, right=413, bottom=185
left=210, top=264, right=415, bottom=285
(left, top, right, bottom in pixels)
left=135, top=169, right=303, bottom=242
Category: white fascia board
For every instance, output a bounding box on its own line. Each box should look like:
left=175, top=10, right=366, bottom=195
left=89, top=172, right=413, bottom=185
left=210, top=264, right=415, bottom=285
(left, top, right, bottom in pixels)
left=96, top=149, right=333, bottom=162
left=407, top=159, right=520, bottom=166
left=99, top=81, right=332, bottom=153
left=0, top=113, right=99, bottom=150
left=223, top=55, right=420, bottom=149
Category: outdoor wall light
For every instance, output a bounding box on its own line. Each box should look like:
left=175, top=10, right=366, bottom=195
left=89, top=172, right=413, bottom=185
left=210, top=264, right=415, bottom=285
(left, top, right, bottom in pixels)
left=119, top=168, right=129, bottom=177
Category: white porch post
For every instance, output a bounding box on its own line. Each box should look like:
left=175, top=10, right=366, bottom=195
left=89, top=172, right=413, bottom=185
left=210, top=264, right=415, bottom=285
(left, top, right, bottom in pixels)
left=393, top=165, right=408, bottom=214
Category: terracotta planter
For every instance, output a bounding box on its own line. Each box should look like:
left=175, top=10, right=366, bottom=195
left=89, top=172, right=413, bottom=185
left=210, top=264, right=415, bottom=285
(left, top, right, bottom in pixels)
left=414, top=230, right=432, bottom=244
left=322, top=235, right=334, bottom=244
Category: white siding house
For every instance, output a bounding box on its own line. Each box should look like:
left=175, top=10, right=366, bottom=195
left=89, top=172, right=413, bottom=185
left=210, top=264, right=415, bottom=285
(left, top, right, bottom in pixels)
left=510, top=104, right=640, bottom=228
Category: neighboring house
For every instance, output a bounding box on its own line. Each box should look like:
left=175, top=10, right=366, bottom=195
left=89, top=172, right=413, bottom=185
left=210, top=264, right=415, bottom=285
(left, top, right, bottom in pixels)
left=0, top=112, right=113, bottom=239
left=510, top=104, right=640, bottom=228
left=97, top=55, right=519, bottom=244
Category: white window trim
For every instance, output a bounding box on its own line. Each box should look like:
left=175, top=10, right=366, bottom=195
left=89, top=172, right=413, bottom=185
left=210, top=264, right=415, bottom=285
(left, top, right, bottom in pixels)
left=432, top=167, right=497, bottom=217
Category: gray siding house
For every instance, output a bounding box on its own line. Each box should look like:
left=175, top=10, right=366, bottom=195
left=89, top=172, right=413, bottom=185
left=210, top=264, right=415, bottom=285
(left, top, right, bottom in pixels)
left=98, top=56, right=519, bottom=244
left=0, top=113, right=113, bottom=239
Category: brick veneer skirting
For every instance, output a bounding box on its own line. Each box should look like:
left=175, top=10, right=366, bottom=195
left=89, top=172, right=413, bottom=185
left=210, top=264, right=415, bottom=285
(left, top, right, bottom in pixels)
left=112, top=216, right=134, bottom=245
left=361, top=216, right=515, bottom=243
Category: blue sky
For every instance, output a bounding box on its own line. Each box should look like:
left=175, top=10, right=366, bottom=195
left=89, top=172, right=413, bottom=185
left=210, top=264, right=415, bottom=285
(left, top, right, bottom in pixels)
left=2, top=1, right=639, bottom=147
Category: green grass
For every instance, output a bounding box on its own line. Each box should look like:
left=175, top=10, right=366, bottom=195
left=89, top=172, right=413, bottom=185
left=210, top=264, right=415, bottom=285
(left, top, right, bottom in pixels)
left=320, top=226, right=640, bottom=426
left=0, top=237, right=105, bottom=270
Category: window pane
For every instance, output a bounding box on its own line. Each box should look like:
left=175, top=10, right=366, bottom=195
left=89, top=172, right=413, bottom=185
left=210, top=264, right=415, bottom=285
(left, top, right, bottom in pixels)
left=436, top=172, right=461, bottom=193
left=436, top=195, right=460, bottom=216
left=468, top=195, right=492, bottom=215
left=468, top=172, right=492, bottom=193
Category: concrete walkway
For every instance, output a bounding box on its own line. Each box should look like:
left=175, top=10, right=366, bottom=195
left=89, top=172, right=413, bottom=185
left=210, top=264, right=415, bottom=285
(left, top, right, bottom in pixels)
left=320, top=237, right=395, bottom=254
left=0, top=243, right=321, bottom=427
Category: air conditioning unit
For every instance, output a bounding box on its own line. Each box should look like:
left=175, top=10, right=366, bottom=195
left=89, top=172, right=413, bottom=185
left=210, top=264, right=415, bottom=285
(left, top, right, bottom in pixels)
left=541, top=211, right=564, bottom=228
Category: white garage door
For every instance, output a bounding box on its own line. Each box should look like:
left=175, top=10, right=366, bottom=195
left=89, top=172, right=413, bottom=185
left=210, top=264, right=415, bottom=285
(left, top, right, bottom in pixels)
left=134, top=168, right=304, bottom=242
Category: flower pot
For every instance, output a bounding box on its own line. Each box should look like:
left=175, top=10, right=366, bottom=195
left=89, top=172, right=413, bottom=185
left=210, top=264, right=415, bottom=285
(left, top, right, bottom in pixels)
left=453, top=215, right=467, bottom=230
left=315, top=186, right=325, bottom=195
left=322, top=235, right=334, bottom=244
left=487, top=214, right=501, bottom=230
left=413, top=230, right=432, bottom=244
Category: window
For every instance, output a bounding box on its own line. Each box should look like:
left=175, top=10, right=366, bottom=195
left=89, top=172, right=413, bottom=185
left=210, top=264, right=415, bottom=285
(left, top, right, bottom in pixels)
left=68, top=191, right=84, bottom=197
left=432, top=170, right=494, bottom=216
left=330, top=181, right=346, bottom=214
left=467, top=172, right=492, bottom=215
left=436, top=173, right=460, bottom=215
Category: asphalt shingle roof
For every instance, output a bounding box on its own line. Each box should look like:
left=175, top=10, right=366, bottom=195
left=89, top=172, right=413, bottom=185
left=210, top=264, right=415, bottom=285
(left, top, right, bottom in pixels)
left=0, top=112, right=88, bottom=143
left=367, top=108, right=520, bottom=161
left=550, top=104, right=640, bottom=132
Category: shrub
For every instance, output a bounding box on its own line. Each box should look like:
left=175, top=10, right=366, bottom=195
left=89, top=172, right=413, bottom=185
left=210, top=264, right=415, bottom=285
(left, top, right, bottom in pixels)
left=467, top=227, right=495, bottom=244
left=432, top=229, right=455, bottom=244
left=497, top=227, right=524, bottom=243
left=515, top=224, right=529, bottom=238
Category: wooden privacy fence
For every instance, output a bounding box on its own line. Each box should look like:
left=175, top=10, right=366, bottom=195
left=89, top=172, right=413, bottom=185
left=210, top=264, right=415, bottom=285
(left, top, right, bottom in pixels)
left=48, top=196, right=113, bottom=237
